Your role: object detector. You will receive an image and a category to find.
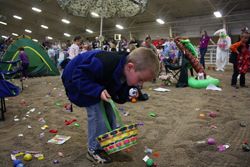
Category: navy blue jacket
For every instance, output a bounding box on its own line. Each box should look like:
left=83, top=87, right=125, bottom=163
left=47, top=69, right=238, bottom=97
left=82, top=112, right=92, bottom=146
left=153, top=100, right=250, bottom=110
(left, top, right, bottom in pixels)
left=62, top=50, right=130, bottom=107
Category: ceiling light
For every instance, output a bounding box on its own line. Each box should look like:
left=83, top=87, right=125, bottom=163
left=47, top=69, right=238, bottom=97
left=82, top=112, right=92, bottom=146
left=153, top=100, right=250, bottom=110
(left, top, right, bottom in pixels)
left=25, top=29, right=32, bottom=33
left=86, top=29, right=93, bottom=33
left=214, top=11, right=222, bottom=18
left=47, top=36, right=53, bottom=40
left=41, top=25, right=48, bottom=29
left=156, top=18, right=165, bottom=24
left=64, top=33, right=71, bottom=37
left=12, top=33, right=18, bottom=36
left=13, top=15, right=22, bottom=20
left=32, top=7, right=42, bottom=13
left=61, top=19, right=70, bottom=24
left=116, top=24, right=124, bottom=29
left=1, top=35, right=8, bottom=39
left=0, top=21, right=7, bottom=25
left=33, top=39, right=38, bottom=42
left=91, top=12, right=99, bottom=17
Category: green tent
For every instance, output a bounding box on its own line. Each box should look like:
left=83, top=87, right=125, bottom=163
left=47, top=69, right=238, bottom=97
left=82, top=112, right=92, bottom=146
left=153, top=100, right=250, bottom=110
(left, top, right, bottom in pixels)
left=0, top=35, right=59, bottom=77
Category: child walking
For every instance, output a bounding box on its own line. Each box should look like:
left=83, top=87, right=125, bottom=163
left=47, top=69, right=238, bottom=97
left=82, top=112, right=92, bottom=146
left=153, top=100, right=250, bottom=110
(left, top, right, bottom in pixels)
left=230, top=32, right=250, bottom=88
left=62, top=47, right=159, bottom=164
left=18, top=47, right=29, bottom=79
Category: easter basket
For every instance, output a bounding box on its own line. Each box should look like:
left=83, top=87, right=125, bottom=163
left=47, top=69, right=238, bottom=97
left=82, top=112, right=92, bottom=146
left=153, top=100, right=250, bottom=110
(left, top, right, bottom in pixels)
left=96, top=100, right=138, bottom=155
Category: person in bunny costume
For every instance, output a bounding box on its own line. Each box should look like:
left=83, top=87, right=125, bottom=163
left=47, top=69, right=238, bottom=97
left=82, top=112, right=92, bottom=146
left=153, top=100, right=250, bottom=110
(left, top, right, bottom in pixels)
left=214, top=29, right=231, bottom=71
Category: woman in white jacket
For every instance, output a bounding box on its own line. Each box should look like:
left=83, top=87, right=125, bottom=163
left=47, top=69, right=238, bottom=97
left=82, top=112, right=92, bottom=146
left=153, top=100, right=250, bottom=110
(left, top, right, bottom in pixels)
left=214, top=29, right=231, bottom=71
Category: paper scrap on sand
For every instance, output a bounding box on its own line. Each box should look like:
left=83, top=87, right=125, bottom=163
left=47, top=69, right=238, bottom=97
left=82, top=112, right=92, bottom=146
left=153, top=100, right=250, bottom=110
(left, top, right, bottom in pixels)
left=206, top=84, right=222, bottom=91
left=48, top=135, right=71, bottom=144
left=153, top=87, right=171, bottom=92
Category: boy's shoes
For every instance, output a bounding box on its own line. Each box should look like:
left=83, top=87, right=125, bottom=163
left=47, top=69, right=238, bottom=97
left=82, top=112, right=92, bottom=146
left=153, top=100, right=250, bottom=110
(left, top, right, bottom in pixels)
left=138, top=93, right=149, bottom=101
left=86, top=149, right=112, bottom=164
left=231, top=85, right=239, bottom=89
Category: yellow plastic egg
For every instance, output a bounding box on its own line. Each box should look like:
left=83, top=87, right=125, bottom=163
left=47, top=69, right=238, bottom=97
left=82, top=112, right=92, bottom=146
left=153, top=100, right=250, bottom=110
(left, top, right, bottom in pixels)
left=23, top=154, right=32, bottom=161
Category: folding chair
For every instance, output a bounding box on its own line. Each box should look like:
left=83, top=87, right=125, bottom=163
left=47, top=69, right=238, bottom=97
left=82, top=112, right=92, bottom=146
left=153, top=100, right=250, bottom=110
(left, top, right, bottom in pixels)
left=163, top=58, right=182, bottom=81
left=0, top=60, right=23, bottom=90
left=0, top=74, right=20, bottom=121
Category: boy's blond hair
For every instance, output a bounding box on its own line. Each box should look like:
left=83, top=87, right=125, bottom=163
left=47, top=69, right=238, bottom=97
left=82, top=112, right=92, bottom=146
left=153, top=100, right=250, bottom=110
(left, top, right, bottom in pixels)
left=126, top=47, right=160, bottom=78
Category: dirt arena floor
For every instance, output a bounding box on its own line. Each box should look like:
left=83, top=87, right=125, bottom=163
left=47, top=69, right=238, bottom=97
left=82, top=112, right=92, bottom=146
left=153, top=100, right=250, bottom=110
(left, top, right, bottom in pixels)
left=0, top=66, right=250, bottom=167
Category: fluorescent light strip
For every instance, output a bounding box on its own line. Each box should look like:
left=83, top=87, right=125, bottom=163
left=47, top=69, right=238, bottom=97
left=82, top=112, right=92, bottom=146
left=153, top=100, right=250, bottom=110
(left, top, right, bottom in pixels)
left=47, top=36, right=53, bottom=40
left=91, top=12, right=99, bottom=17
left=33, top=39, right=38, bottom=42
left=25, top=29, right=32, bottom=33
left=41, top=25, right=48, bottom=29
left=64, top=33, right=71, bottom=37
left=0, top=21, right=7, bottom=25
left=86, top=29, right=93, bottom=33
left=214, top=11, right=222, bottom=18
left=61, top=19, right=70, bottom=24
left=116, top=24, right=124, bottom=29
left=12, top=33, right=18, bottom=36
left=1, top=35, right=8, bottom=39
left=156, top=18, right=165, bottom=24
left=32, top=7, right=42, bottom=13
left=13, top=15, right=22, bottom=20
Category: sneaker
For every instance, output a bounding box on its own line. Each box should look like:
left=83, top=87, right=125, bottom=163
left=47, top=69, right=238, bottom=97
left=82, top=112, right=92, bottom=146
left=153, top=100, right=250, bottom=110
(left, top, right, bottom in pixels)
left=86, top=149, right=112, bottom=164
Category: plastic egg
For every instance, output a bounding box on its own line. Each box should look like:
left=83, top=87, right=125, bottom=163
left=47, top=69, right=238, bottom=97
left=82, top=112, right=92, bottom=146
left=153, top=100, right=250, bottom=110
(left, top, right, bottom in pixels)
left=207, top=138, right=216, bottom=145
left=23, top=153, right=32, bottom=161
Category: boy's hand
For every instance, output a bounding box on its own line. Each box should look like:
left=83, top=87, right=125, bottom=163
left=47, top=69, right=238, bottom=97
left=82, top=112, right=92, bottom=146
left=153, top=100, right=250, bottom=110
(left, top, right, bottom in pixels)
left=101, top=89, right=111, bottom=102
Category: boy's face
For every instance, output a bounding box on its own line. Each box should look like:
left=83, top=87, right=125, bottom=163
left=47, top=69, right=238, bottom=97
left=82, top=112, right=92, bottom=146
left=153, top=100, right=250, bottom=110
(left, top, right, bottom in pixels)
left=124, top=63, right=153, bottom=86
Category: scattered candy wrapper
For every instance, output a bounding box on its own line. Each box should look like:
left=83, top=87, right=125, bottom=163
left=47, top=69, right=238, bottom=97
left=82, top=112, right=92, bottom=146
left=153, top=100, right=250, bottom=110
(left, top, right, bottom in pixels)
left=48, top=135, right=71, bottom=144
left=217, top=144, right=230, bottom=152
left=208, top=112, right=217, bottom=118
left=18, top=134, right=24, bottom=137
left=39, top=132, right=45, bottom=138
left=65, top=119, right=77, bottom=125
left=14, top=118, right=20, bottom=122
left=49, top=129, right=58, bottom=134
left=29, top=108, right=35, bottom=112
left=149, top=112, right=157, bottom=117
left=196, top=140, right=206, bottom=144
left=206, top=84, right=222, bottom=91
left=153, top=87, right=171, bottom=92
left=74, top=123, right=80, bottom=127
left=210, top=125, right=217, bottom=129
left=27, top=125, right=32, bottom=129
left=153, top=152, right=160, bottom=158
left=41, top=125, right=49, bottom=130
left=144, top=146, right=153, bottom=154
left=38, top=118, right=46, bottom=124
left=240, top=122, right=247, bottom=127
left=58, top=152, right=64, bottom=157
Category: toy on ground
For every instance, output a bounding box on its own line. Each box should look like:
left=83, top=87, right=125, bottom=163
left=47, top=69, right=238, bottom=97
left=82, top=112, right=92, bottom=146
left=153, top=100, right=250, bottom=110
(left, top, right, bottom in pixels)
left=129, top=87, right=138, bottom=103
left=188, top=76, right=220, bottom=89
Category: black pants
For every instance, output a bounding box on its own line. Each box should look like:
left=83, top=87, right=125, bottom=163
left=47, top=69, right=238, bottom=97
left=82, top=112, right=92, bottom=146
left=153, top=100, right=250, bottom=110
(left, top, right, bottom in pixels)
left=231, top=63, right=245, bottom=86
left=22, top=63, right=29, bottom=78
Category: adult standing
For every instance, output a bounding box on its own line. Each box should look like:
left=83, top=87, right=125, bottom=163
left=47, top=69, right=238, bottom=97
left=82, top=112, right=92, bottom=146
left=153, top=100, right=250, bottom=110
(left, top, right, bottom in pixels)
left=199, top=30, right=215, bottom=68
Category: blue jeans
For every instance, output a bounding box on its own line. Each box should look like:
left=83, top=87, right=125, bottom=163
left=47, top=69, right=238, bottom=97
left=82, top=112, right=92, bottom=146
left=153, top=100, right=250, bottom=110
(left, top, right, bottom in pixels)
left=199, top=47, right=207, bottom=68
left=86, top=102, right=116, bottom=151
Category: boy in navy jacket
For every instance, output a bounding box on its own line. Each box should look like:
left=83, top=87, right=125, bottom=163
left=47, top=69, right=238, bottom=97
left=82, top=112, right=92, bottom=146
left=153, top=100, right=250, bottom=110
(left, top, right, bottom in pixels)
left=62, top=47, right=159, bottom=164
